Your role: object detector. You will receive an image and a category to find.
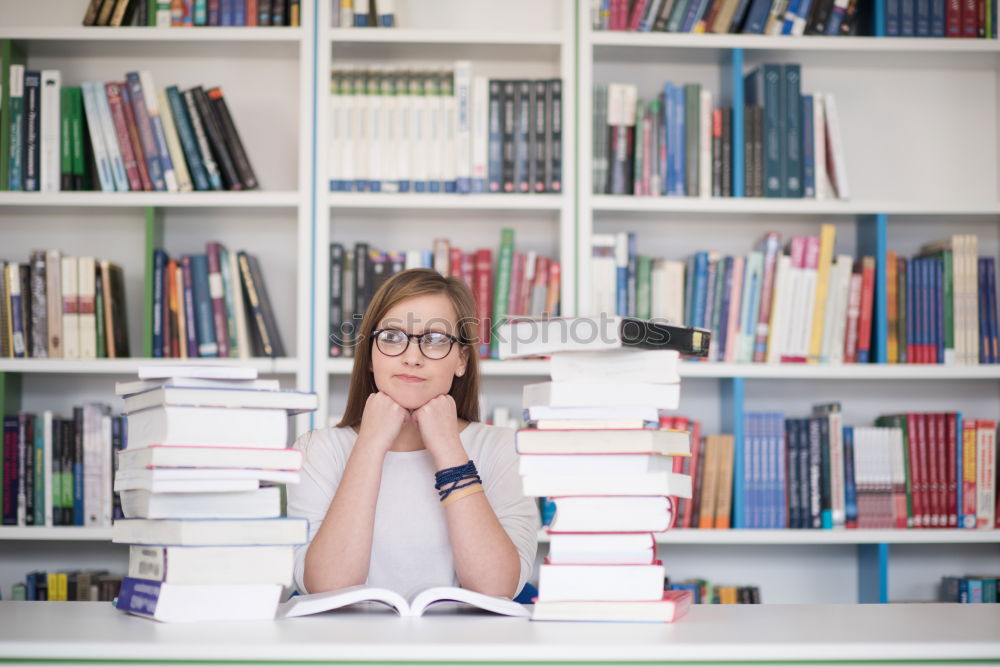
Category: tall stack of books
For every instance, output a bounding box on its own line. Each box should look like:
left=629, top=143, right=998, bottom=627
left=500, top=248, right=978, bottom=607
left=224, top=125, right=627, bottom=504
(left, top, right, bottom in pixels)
left=499, top=316, right=709, bottom=623
left=110, top=365, right=315, bottom=622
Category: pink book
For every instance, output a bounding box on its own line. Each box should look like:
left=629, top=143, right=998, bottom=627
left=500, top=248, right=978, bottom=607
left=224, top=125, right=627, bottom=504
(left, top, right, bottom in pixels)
left=843, top=272, right=862, bottom=364
left=752, top=232, right=781, bottom=362
left=724, top=256, right=744, bottom=362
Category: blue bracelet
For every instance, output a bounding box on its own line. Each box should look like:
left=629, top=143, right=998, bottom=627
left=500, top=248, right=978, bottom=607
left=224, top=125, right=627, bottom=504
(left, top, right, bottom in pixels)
left=435, top=460, right=482, bottom=502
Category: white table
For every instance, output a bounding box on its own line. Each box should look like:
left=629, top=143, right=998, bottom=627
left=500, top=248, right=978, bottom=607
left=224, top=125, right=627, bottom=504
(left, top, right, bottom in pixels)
left=0, top=601, right=998, bottom=665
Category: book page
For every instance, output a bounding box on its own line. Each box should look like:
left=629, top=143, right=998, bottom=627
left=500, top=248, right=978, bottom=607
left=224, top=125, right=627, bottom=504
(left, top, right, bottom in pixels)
left=277, top=585, right=408, bottom=618
left=407, top=586, right=530, bottom=618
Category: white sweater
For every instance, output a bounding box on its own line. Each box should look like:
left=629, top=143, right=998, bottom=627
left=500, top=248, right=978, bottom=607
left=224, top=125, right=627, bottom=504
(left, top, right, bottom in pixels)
left=287, top=421, right=539, bottom=597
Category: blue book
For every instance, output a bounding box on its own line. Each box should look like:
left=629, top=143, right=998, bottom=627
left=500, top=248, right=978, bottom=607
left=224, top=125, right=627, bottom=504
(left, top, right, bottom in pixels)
left=190, top=254, right=219, bottom=358
left=782, top=64, right=802, bottom=198
left=152, top=249, right=167, bottom=357
left=669, top=582, right=701, bottom=604
left=666, top=0, right=694, bottom=31
left=781, top=0, right=804, bottom=33
left=931, top=0, right=946, bottom=34
left=842, top=426, right=857, bottom=527
left=801, top=95, right=815, bottom=197
left=773, top=413, right=787, bottom=530
left=663, top=83, right=675, bottom=194
left=234, top=0, right=246, bottom=25
left=900, top=0, right=916, bottom=34
left=692, top=251, right=709, bottom=329
left=220, top=0, right=233, bottom=25
left=988, top=258, right=999, bottom=363
left=728, top=0, right=755, bottom=31
left=626, top=232, right=637, bottom=318
left=715, top=256, right=734, bottom=361
left=72, top=408, right=83, bottom=526
left=953, top=412, right=963, bottom=528
left=916, top=0, right=931, bottom=34
left=125, top=72, right=165, bottom=191
left=681, top=0, right=712, bottom=32
left=166, top=86, right=210, bottom=191
left=886, top=0, right=901, bottom=34
left=671, top=84, right=685, bottom=196
left=934, top=257, right=945, bottom=363
left=743, top=0, right=774, bottom=32
left=743, top=413, right=756, bottom=528
left=979, top=258, right=990, bottom=363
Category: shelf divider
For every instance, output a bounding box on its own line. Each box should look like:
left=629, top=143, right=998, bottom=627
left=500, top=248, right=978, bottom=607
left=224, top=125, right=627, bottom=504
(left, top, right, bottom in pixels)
left=857, top=542, right=890, bottom=603
left=725, top=48, right=746, bottom=199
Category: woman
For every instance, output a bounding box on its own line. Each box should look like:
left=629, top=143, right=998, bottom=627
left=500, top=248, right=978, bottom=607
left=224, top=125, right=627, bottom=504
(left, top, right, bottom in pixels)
left=288, top=268, right=539, bottom=599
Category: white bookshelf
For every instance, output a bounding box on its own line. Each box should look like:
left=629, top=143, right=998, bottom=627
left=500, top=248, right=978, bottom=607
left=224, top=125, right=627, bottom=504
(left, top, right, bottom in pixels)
left=1, top=0, right=998, bottom=606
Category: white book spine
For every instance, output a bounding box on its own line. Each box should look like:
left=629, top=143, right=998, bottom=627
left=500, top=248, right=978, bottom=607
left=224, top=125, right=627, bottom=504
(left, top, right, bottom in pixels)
left=766, top=255, right=791, bottom=364
left=339, top=67, right=356, bottom=191
left=39, top=69, right=62, bottom=192
left=156, top=88, right=194, bottom=192
left=7, top=265, right=25, bottom=358
left=79, top=82, right=114, bottom=192
left=798, top=268, right=817, bottom=359
left=367, top=69, right=383, bottom=191
left=61, top=256, right=80, bottom=359
left=227, top=248, right=251, bottom=359
left=454, top=61, right=472, bottom=193
left=829, top=257, right=852, bottom=365
left=83, top=404, right=103, bottom=527
left=823, top=92, right=849, bottom=200
left=470, top=75, right=489, bottom=194
left=327, top=72, right=340, bottom=190
left=443, top=70, right=458, bottom=192
left=139, top=70, right=179, bottom=192
left=828, top=410, right=846, bottom=527
left=94, top=80, right=130, bottom=192
left=428, top=73, right=445, bottom=189
left=698, top=88, right=712, bottom=199
left=976, top=424, right=996, bottom=528
left=352, top=70, right=367, bottom=190
left=380, top=68, right=399, bottom=193
left=967, top=234, right=979, bottom=366
left=77, top=256, right=97, bottom=359
left=812, top=92, right=828, bottom=200
left=414, top=73, right=432, bottom=189
left=392, top=70, right=409, bottom=191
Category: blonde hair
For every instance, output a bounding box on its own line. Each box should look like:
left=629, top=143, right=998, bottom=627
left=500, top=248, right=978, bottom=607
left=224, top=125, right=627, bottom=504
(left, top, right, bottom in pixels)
left=336, top=268, right=480, bottom=428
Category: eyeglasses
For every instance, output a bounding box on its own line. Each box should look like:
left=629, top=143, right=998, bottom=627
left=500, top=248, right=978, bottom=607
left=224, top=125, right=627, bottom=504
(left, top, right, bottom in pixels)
left=372, top=328, right=463, bottom=360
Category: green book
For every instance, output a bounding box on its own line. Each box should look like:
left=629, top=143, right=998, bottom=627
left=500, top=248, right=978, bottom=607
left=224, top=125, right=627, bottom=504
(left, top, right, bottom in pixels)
left=875, top=414, right=913, bottom=528
left=59, top=87, right=72, bottom=191
left=684, top=83, right=700, bottom=197
left=636, top=255, right=651, bottom=321
left=1, top=41, right=27, bottom=191
left=68, top=87, right=85, bottom=190
left=33, top=414, right=44, bottom=527
left=95, top=267, right=107, bottom=359
left=7, top=64, right=24, bottom=191
left=490, top=228, right=515, bottom=358
left=632, top=100, right=644, bottom=196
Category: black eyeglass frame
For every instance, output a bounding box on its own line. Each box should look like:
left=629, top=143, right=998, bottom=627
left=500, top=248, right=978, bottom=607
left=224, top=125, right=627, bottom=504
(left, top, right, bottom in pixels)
left=371, top=328, right=465, bottom=360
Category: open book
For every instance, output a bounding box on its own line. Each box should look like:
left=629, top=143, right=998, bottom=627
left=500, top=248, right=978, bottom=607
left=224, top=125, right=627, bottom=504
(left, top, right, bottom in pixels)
left=277, top=584, right=530, bottom=618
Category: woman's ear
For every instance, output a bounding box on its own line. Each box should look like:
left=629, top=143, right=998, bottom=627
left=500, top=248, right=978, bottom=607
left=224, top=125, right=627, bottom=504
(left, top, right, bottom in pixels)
left=456, top=345, right=469, bottom=378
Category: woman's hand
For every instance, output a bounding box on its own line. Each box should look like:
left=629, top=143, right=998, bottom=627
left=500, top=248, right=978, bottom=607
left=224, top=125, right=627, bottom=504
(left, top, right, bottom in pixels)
left=356, top=391, right=410, bottom=454
left=411, top=394, right=467, bottom=469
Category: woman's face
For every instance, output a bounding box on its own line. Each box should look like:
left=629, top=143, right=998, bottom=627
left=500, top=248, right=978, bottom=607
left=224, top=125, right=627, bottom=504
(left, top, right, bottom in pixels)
left=371, top=293, right=468, bottom=411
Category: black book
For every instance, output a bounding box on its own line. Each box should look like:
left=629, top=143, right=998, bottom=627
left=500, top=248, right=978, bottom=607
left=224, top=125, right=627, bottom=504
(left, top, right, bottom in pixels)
left=247, top=254, right=285, bottom=358
left=652, top=0, right=677, bottom=30
left=785, top=418, right=800, bottom=529
left=752, top=105, right=764, bottom=197
left=513, top=81, right=531, bottom=194
left=110, top=0, right=139, bottom=26
left=106, top=263, right=130, bottom=357
left=20, top=414, right=34, bottom=525
left=206, top=87, right=258, bottom=190
left=236, top=251, right=283, bottom=358
left=501, top=80, right=516, bottom=193
left=23, top=71, right=41, bottom=192
left=487, top=79, right=503, bottom=193
left=135, top=0, right=147, bottom=25
left=721, top=106, right=732, bottom=197
left=711, top=109, right=722, bottom=197
left=546, top=79, right=562, bottom=194
left=806, top=417, right=822, bottom=529
left=805, top=0, right=836, bottom=33
left=95, top=0, right=117, bottom=25
left=82, top=0, right=106, bottom=25
left=2, top=416, right=18, bottom=525
left=190, top=86, right=242, bottom=191
left=271, top=0, right=286, bottom=26
left=531, top=80, right=546, bottom=192
left=329, top=243, right=344, bottom=358
left=258, top=0, right=273, bottom=25
left=19, top=264, right=31, bottom=358
left=353, top=242, right=370, bottom=334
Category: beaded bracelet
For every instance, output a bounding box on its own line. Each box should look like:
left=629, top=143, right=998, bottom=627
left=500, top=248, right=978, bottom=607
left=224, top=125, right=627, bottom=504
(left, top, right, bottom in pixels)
left=435, top=460, right=482, bottom=503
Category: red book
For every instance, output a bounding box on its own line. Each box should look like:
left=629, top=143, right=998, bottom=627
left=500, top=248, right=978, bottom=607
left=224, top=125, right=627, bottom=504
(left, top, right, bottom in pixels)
left=843, top=272, right=862, bottom=364
left=119, top=81, right=153, bottom=191
left=906, top=413, right=924, bottom=528
left=927, top=413, right=944, bottom=527
left=977, top=0, right=986, bottom=35
left=104, top=82, right=143, bottom=191
left=915, top=413, right=933, bottom=528
left=627, top=0, right=650, bottom=30
left=459, top=251, right=475, bottom=293
left=935, top=413, right=950, bottom=527
left=474, top=249, right=493, bottom=359
left=946, top=0, right=962, bottom=34
left=961, top=419, right=978, bottom=528
left=518, top=253, right=535, bottom=318
left=449, top=247, right=462, bottom=280
left=246, top=0, right=258, bottom=25
left=545, top=261, right=561, bottom=316
left=856, top=256, right=876, bottom=363
left=685, top=430, right=704, bottom=529
left=946, top=413, right=959, bottom=528
left=205, top=242, right=230, bottom=358
left=962, top=0, right=977, bottom=35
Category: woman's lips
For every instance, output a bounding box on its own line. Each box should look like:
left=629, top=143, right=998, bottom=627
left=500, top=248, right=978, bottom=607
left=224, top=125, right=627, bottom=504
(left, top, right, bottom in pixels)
left=394, top=374, right=425, bottom=383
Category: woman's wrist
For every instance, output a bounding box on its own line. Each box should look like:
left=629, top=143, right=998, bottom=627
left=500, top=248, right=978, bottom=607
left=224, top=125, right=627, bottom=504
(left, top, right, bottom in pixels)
left=431, top=442, right=467, bottom=470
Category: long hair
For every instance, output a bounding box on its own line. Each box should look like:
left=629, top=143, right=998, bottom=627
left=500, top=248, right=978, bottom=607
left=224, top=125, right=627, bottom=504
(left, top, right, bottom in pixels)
left=336, top=268, right=481, bottom=428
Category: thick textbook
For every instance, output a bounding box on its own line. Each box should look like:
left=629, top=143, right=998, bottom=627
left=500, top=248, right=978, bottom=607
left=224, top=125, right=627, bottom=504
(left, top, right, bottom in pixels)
left=523, top=381, right=680, bottom=410
left=548, top=349, right=681, bottom=383
left=547, top=496, right=675, bottom=533
left=532, top=590, right=692, bottom=623
left=125, top=405, right=290, bottom=449
left=112, top=517, right=307, bottom=546
left=522, top=470, right=691, bottom=498
left=119, top=487, right=282, bottom=519
left=128, top=545, right=294, bottom=586
left=498, top=316, right=709, bottom=359
left=117, top=445, right=302, bottom=471
left=115, top=577, right=282, bottom=622
left=278, top=584, right=530, bottom=619
left=122, top=386, right=318, bottom=414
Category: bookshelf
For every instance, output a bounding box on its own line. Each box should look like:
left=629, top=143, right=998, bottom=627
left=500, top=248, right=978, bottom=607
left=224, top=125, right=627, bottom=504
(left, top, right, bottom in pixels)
left=0, top=0, right=997, bottom=606
left=576, top=6, right=1000, bottom=605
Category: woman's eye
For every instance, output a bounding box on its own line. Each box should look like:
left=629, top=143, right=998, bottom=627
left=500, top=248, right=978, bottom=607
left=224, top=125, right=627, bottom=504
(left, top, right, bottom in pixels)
left=423, top=333, right=450, bottom=346
left=384, top=331, right=407, bottom=343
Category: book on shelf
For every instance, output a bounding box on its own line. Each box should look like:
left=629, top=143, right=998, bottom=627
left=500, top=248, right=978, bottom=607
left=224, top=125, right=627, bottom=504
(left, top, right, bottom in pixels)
left=328, top=231, right=561, bottom=360
left=330, top=0, right=398, bottom=27
left=532, top=590, right=692, bottom=623
left=594, top=69, right=848, bottom=200
left=278, top=584, right=531, bottom=619
left=81, top=0, right=302, bottom=27
left=939, top=575, right=1000, bottom=603
left=1, top=405, right=124, bottom=528
left=15, top=570, right=122, bottom=602
left=0, top=252, right=129, bottom=360
left=2, top=65, right=259, bottom=192
left=328, top=64, right=561, bottom=196
left=593, top=0, right=924, bottom=37
left=151, top=244, right=286, bottom=359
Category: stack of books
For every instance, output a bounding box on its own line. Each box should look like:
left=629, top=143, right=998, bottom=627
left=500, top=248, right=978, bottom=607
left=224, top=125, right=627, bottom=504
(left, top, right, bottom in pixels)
left=110, top=365, right=315, bottom=622
left=499, top=316, right=708, bottom=623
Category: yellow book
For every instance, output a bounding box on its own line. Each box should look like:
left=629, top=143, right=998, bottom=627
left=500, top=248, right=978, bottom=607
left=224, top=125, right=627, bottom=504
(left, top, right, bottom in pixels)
left=886, top=251, right=898, bottom=363
left=714, top=435, right=735, bottom=529
left=697, top=436, right=719, bottom=530
left=57, top=572, right=68, bottom=602
left=808, top=224, right=836, bottom=363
